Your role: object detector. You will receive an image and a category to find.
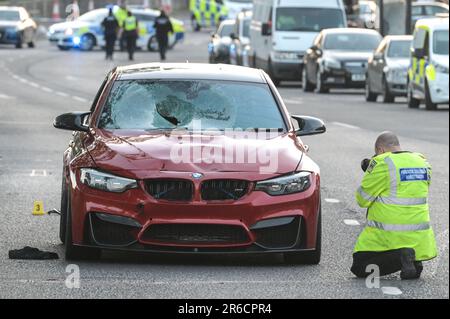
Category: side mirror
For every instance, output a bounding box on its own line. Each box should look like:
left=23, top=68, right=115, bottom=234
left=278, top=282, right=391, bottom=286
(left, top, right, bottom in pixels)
left=413, top=48, right=426, bottom=59
left=261, top=22, right=272, bottom=36
left=292, top=115, right=326, bottom=137
left=54, top=112, right=90, bottom=132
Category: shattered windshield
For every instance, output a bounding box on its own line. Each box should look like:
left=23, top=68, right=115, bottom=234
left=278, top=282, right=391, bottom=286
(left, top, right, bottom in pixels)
left=98, top=80, right=286, bottom=131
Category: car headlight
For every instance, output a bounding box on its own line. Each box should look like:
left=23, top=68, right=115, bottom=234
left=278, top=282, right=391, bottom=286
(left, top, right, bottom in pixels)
left=272, top=51, right=299, bottom=61
left=80, top=169, right=138, bottom=193
left=386, top=68, right=407, bottom=82
left=323, top=58, right=341, bottom=70
left=65, top=28, right=77, bottom=36
left=434, top=63, right=449, bottom=74
left=255, top=172, right=312, bottom=196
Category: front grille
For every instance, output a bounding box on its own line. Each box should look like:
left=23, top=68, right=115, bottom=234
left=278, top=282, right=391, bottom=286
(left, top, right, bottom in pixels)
left=89, top=214, right=139, bottom=246
left=253, top=217, right=301, bottom=249
left=201, top=179, right=249, bottom=201
left=145, top=179, right=193, bottom=202
left=141, top=224, right=250, bottom=245
left=344, top=61, right=368, bottom=73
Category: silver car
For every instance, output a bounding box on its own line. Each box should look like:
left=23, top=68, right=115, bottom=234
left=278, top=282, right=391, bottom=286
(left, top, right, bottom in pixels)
left=365, top=35, right=413, bottom=103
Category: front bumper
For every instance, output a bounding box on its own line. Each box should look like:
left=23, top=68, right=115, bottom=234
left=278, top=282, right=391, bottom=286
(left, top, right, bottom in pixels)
left=0, top=29, right=19, bottom=44
left=322, top=68, right=366, bottom=88
left=429, top=73, right=449, bottom=104
left=387, top=82, right=407, bottom=96
left=271, top=61, right=303, bottom=81
left=70, top=172, right=321, bottom=254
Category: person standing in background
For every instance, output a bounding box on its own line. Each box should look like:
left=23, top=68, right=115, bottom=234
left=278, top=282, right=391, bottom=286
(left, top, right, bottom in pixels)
left=115, top=1, right=129, bottom=51
left=154, top=10, right=173, bottom=61
left=102, top=8, right=119, bottom=60
left=123, top=10, right=138, bottom=61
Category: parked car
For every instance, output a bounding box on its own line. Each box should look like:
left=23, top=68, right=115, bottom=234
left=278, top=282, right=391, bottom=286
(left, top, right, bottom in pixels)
left=47, top=7, right=185, bottom=51
left=208, top=19, right=235, bottom=63
left=53, top=63, right=326, bottom=264
left=411, top=1, right=449, bottom=32
left=408, top=17, right=449, bottom=110
left=365, top=35, right=413, bottom=103
left=0, top=6, right=36, bottom=49
left=303, top=28, right=382, bottom=93
left=229, top=10, right=252, bottom=67
left=250, top=0, right=347, bottom=86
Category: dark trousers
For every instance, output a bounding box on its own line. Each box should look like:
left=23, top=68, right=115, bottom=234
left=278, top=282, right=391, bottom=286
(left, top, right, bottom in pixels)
left=105, top=35, right=116, bottom=59
left=157, top=36, right=169, bottom=61
left=351, top=249, right=423, bottom=278
left=124, top=32, right=137, bottom=60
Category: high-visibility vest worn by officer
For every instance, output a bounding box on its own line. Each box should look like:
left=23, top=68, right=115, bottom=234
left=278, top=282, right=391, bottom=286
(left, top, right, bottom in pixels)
left=354, top=151, right=437, bottom=261
left=124, top=16, right=138, bottom=32
left=115, top=8, right=128, bottom=29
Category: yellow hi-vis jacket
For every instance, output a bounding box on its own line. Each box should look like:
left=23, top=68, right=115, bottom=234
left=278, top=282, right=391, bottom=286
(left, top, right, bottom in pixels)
left=115, top=8, right=128, bottom=28
left=124, top=16, right=138, bottom=32
left=354, top=151, right=437, bottom=261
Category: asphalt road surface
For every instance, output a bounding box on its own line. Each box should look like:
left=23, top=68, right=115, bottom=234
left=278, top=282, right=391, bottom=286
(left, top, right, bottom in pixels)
left=0, top=29, right=448, bottom=299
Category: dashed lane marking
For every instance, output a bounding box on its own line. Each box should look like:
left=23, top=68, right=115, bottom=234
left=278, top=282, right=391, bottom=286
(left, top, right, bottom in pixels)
left=56, top=91, right=69, bottom=97
left=344, top=219, right=361, bottom=226
left=283, top=99, right=303, bottom=104
left=325, top=198, right=340, bottom=203
left=72, top=96, right=89, bottom=103
left=331, top=122, right=361, bottom=130
left=0, top=93, right=15, bottom=99
left=30, top=169, right=47, bottom=177
left=381, top=286, right=403, bottom=296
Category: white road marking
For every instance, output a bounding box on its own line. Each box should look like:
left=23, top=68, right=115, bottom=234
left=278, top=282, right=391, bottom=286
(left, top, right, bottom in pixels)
left=65, top=75, right=79, bottom=81
left=56, top=91, right=69, bottom=97
left=29, top=82, right=40, bottom=89
left=72, top=96, right=88, bottom=103
left=41, top=87, right=54, bottom=93
left=381, top=286, right=403, bottom=296
left=283, top=99, right=303, bottom=105
left=325, top=198, right=340, bottom=203
left=331, top=122, right=361, bottom=130
left=0, top=93, right=14, bottom=100
left=344, top=219, right=361, bottom=226
left=30, top=170, right=47, bottom=177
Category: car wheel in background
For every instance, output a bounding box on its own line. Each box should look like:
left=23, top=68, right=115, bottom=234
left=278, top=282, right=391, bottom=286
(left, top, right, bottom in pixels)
left=284, top=207, right=322, bottom=265
left=15, top=33, right=23, bottom=49
left=79, top=34, right=95, bottom=51
left=382, top=77, right=395, bottom=103
left=302, top=67, right=314, bottom=92
left=365, top=79, right=378, bottom=102
left=407, top=81, right=420, bottom=109
left=64, top=191, right=101, bottom=261
left=315, top=69, right=329, bottom=94
left=425, top=80, right=437, bottom=111
left=148, top=36, right=158, bottom=52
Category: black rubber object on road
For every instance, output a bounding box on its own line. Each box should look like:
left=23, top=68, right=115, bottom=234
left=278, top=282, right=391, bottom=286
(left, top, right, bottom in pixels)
left=9, top=246, right=59, bottom=260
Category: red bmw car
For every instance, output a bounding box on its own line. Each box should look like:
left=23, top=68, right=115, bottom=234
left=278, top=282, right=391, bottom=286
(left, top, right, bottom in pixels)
left=54, top=63, right=326, bottom=263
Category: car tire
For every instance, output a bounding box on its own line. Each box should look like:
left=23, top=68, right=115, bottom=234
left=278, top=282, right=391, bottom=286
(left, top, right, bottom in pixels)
left=365, top=79, right=378, bottom=102
left=64, top=190, right=101, bottom=261
left=315, top=69, right=329, bottom=94
left=58, top=45, right=71, bottom=51
left=27, top=41, right=35, bottom=48
left=147, top=36, right=158, bottom=52
left=302, top=67, right=314, bottom=92
left=15, top=33, right=23, bottom=49
left=268, top=60, right=281, bottom=86
left=425, top=80, right=437, bottom=111
left=79, top=34, right=95, bottom=51
left=382, top=77, right=395, bottom=103
left=284, top=207, right=322, bottom=265
left=407, top=81, right=420, bottom=109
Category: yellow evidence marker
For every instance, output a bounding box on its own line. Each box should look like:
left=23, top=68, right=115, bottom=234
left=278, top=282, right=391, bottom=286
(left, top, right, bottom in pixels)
left=32, top=201, right=45, bottom=216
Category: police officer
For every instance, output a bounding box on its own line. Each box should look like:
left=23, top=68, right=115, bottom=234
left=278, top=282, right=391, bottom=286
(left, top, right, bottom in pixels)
left=123, top=10, right=138, bottom=61
left=115, top=2, right=129, bottom=51
left=154, top=10, right=174, bottom=61
left=351, top=132, right=437, bottom=280
left=102, top=8, right=119, bottom=60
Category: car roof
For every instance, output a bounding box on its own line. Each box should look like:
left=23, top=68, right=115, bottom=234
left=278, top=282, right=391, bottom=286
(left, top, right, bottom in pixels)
left=220, top=19, right=236, bottom=26
left=384, top=35, right=413, bottom=42
left=0, top=6, right=22, bottom=11
left=116, top=63, right=266, bottom=83
left=322, top=28, right=381, bottom=36
left=415, top=17, right=449, bottom=30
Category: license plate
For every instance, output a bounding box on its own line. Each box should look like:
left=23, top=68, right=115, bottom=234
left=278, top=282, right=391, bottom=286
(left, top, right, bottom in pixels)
left=352, top=74, right=366, bottom=81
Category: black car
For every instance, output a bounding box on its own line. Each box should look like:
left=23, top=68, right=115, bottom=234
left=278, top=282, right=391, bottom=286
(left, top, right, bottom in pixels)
left=208, top=19, right=235, bottom=64
left=0, top=6, right=37, bottom=48
left=303, top=28, right=382, bottom=93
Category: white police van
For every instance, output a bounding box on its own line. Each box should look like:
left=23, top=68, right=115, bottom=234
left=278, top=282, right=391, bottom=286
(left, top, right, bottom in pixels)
left=250, top=0, right=347, bottom=85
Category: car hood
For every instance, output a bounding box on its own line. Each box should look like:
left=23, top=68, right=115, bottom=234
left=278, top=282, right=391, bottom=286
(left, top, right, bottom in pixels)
left=386, top=57, right=410, bottom=69
left=49, top=20, right=91, bottom=32
left=0, top=21, right=19, bottom=28
left=325, top=51, right=373, bottom=61
left=86, top=129, right=304, bottom=175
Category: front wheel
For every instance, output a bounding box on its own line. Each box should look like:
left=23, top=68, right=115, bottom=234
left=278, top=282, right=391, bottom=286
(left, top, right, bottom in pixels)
left=407, top=81, right=420, bottom=109
left=284, top=208, right=322, bottom=265
left=64, top=191, right=101, bottom=261
left=382, top=77, right=395, bottom=103
left=79, top=34, right=95, bottom=51
left=315, top=69, right=329, bottom=94
left=425, top=80, right=437, bottom=111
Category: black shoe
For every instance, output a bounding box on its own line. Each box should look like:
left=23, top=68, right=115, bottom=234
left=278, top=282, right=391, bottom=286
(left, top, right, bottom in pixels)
left=400, top=248, right=420, bottom=280
left=415, top=261, right=424, bottom=277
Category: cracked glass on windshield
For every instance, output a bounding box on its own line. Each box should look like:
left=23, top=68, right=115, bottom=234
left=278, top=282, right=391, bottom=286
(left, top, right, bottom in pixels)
left=98, top=80, right=286, bottom=131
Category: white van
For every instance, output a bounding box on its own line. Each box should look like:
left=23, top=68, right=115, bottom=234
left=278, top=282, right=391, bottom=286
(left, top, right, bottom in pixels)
left=250, top=0, right=347, bottom=85
left=223, top=0, right=253, bottom=20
